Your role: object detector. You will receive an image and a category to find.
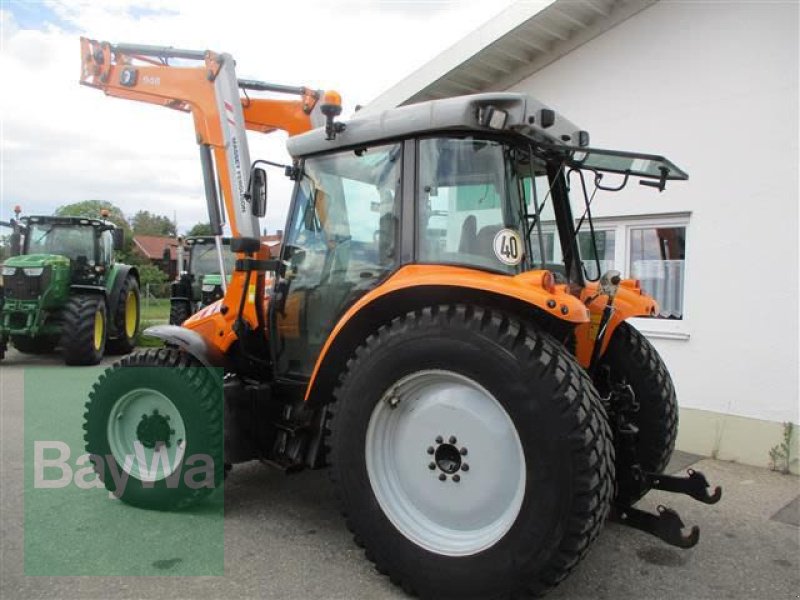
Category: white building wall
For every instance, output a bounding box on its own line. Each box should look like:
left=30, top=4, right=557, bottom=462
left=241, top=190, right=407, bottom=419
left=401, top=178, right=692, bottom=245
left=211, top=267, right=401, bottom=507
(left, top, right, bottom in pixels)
left=503, top=1, right=798, bottom=427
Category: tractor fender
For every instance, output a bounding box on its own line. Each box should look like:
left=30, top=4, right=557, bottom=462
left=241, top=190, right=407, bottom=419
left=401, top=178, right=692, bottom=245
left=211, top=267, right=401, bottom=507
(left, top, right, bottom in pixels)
left=142, top=324, right=227, bottom=368
left=105, top=265, right=139, bottom=337
left=70, top=284, right=107, bottom=296
left=108, top=265, right=139, bottom=312
left=574, top=281, right=658, bottom=367
left=303, top=264, right=590, bottom=405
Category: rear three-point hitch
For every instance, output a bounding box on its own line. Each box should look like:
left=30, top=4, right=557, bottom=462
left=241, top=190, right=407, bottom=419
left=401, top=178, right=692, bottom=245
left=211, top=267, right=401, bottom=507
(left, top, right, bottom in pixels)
left=604, top=380, right=722, bottom=548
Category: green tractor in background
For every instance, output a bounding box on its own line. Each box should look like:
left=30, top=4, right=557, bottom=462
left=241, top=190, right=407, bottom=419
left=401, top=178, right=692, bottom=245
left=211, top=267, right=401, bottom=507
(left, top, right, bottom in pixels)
left=0, top=213, right=140, bottom=365
left=168, top=236, right=234, bottom=325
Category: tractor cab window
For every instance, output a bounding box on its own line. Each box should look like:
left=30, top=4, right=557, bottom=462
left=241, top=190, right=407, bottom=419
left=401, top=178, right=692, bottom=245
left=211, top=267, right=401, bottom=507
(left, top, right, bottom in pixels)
left=26, top=223, right=96, bottom=264
left=418, top=138, right=527, bottom=274
left=191, top=243, right=235, bottom=276
left=100, top=230, right=114, bottom=265
left=275, top=143, right=401, bottom=377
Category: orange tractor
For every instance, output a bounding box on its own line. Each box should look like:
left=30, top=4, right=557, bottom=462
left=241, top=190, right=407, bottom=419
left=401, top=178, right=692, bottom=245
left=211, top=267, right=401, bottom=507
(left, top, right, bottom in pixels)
left=80, top=38, right=720, bottom=598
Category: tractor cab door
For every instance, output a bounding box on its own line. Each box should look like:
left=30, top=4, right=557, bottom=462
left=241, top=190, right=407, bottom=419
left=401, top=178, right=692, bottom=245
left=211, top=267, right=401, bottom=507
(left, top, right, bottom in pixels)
left=272, top=143, right=402, bottom=379
left=99, top=230, right=115, bottom=267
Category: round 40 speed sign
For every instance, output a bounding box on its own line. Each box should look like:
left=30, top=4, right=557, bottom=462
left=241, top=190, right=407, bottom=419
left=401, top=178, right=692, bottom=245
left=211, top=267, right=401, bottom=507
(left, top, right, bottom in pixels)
left=492, top=228, right=524, bottom=266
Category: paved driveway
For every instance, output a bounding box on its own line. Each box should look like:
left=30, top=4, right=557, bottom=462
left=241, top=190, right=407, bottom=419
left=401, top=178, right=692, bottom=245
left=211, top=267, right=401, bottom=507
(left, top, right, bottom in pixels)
left=1, top=347, right=798, bottom=598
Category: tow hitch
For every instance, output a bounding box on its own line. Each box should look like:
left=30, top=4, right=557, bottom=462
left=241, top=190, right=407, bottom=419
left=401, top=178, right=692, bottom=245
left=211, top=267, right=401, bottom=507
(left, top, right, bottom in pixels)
left=612, top=469, right=722, bottom=548
left=604, top=376, right=722, bottom=548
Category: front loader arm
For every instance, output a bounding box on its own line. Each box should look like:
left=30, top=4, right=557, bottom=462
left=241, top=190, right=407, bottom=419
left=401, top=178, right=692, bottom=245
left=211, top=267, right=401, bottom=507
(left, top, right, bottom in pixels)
left=79, top=38, right=333, bottom=239
left=79, top=37, right=340, bottom=345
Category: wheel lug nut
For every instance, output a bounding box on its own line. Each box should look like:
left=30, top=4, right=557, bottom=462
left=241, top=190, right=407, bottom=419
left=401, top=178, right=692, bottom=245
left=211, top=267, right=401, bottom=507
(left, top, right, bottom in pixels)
left=427, top=446, right=434, bottom=455
left=435, top=436, right=443, bottom=444
left=460, top=447, right=468, bottom=456
left=449, top=436, right=457, bottom=444
left=438, top=473, right=446, bottom=481
left=452, top=474, right=461, bottom=483
left=461, top=464, right=469, bottom=472
left=428, top=462, right=436, bottom=470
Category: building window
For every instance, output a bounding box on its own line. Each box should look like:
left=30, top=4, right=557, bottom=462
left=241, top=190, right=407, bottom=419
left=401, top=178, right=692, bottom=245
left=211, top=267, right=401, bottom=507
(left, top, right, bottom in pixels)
left=628, top=226, right=686, bottom=319
left=532, top=214, right=690, bottom=335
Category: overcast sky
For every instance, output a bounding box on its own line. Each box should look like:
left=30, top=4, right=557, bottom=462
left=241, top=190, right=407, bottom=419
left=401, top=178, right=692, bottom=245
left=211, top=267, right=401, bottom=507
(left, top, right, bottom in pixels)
left=0, top=0, right=518, bottom=234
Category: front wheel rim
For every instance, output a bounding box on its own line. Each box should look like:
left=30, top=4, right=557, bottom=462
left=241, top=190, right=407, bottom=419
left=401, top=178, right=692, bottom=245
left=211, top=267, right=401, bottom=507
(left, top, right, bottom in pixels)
left=94, top=310, right=104, bottom=351
left=124, top=291, right=138, bottom=338
left=365, top=370, right=526, bottom=556
left=107, top=388, right=187, bottom=482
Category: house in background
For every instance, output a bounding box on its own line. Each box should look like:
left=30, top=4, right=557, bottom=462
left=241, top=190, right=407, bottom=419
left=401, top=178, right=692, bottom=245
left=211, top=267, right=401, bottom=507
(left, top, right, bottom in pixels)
left=365, top=0, right=799, bottom=471
left=132, top=235, right=177, bottom=278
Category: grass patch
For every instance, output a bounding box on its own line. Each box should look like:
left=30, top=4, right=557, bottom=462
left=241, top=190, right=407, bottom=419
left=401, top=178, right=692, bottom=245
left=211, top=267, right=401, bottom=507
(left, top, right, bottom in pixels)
left=140, top=297, right=170, bottom=322
left=135, top=319, right=165, bottom=348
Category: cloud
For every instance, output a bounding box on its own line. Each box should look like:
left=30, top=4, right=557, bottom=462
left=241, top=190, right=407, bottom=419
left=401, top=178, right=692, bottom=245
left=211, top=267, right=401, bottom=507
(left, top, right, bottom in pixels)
left=1, top=0, right=513, bottom=233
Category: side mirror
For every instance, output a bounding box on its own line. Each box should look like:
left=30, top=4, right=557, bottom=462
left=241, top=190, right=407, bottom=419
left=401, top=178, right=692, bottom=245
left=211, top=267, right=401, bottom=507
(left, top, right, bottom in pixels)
left=248, top=167, right=268, bottom=217
left=112, top=229, right=124, bottom=251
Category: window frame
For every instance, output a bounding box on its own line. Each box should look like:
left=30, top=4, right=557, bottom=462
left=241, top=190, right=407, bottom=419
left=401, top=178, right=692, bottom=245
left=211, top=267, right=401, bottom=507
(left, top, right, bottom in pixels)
left=585, top=213, right=691, bottom=339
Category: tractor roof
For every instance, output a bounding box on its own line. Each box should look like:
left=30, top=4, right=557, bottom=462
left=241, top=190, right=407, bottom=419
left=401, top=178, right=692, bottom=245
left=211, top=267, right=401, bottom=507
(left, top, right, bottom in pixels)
left=23, top=215, right=117, bottom=230
left=287, top=92, right=586, bottom=158
left=185, top=236, right=231, bottom=245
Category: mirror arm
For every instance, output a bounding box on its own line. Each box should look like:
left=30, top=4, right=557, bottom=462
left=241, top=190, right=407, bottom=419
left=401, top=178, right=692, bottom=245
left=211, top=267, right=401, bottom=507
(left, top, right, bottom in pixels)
left=639, top=166, right=669, bottom=192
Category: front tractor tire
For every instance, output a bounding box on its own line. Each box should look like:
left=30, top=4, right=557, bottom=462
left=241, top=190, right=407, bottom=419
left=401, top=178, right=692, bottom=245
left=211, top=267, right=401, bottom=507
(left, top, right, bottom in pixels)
left=83, top=348, right=224, bottom=510
left=107, top=275, right=141, bottom=355
left=169, top=300, right=192, bottom=326
left=597, top=321, right=678, bottom=505
left=329, top=305, right=614, bottom=599
left=61, top=294, right=107, bottom=366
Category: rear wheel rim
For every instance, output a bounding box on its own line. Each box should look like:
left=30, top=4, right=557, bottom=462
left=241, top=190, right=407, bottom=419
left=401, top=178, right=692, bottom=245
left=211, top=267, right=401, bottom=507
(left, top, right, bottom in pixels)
left=365, top=370, right=526, bottom=556
left=93, top=309, right=104, bottom=351
left=124, top=291, right=138, bottom=338
left=107, top=388, right=187, bottom=481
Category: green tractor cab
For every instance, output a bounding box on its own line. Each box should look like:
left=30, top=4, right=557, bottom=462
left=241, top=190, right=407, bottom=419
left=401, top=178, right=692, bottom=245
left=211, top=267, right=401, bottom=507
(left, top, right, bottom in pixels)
left=168, top=236, right=235, bottom=325
left=0, top=214, right=141, bottom=364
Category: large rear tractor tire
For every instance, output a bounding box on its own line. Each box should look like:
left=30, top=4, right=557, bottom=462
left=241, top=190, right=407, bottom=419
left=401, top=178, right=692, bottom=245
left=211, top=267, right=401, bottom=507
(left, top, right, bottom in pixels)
left=61, top=294, right=107, bottom=366
left=328, top=305, right=614, bottom=598
left=83, top=348, right=224, bottom=510
left=107, top=275, right=140, bottom=355
left=597, top=321, right=678, bottom=505
left=169, top=300, right=192, bottom=326
left=11, top=335, right=58, bottom=354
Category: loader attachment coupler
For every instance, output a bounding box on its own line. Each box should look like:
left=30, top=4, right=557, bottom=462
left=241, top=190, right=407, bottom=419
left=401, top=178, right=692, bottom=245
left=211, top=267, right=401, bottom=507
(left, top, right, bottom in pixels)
left=606, top=380, right=722, bottom=549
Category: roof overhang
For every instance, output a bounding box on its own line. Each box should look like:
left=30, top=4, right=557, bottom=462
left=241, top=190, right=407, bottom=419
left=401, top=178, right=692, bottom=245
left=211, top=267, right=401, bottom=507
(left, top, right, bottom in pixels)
left=362, top=0, right=656, bottom=114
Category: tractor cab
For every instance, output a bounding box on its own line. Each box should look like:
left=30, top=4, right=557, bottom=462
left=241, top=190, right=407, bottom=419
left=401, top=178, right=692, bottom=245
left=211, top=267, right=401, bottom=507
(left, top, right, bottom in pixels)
left=168, top=236, right=235, bottom=324
left=19, top=215, right=122, bottom=282
left=275, top=93, right=687, bottom=379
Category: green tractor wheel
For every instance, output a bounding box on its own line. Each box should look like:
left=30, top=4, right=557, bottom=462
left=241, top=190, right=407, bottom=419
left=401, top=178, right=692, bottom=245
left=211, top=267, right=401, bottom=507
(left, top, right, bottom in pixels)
left=61, top=294, right=107, bottom=366
left=84, top=348, right=224, bottom=509
left=108, top=275, right=141, bottom=355
left=169, top=300, right=192, bottom=326
left=11, top=335, right=58, bottom=354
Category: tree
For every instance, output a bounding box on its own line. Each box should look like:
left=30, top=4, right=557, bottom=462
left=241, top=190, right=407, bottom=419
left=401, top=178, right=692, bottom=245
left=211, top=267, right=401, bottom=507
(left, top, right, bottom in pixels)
left=187, top=222, right=213, bottom=237
left=131, top=211, right=177, bottom=237
left=55, top=200, right=134, bottom=260
left=137, top=263, right=170, bottom=297
left=55, top=200, right=127, bottom=229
